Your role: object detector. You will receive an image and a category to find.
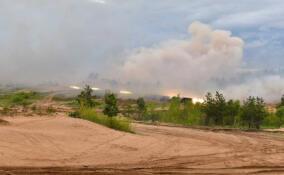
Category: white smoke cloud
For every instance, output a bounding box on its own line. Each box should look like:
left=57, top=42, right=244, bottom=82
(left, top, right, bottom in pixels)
left=102, top=21, right=284, bottom=103
left=115, top=22, right=244, bottom=97
left=224, top=75, right=284, bottom=102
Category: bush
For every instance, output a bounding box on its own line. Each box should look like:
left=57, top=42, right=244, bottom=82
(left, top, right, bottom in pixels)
left=31, top=105, right=37, bottom=111
left=76, top=85, right=96, bottom=108
left=74, top=107, right=132, bottom=133
left=136, top=97, right=146, bottom=119
left=0, top=107, right=9, bottom=115
left=276, top=106, right=284, bottom=127
left=7, top=91, right=42, bottom=107
left=103, top=92, right=119, bottom=117
left=263, top=114, right=281, bottom=128
left=46, top=106, right=56, bottom=114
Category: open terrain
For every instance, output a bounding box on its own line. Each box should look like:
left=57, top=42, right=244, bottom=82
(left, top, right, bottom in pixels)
left=0, top=113, right=284, bottom=175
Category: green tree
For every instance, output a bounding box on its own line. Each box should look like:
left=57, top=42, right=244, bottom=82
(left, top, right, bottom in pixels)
left=278, top=95, right=284, bottom=108
left=276, top=106, right=284, bottom=127
left=202, top=92, right=215, bottom=126
left=214, top=91, right=226, bottom=125
left=225, top=99, right=240, bottom=126
left=76, top=85, right=95, bottom=108
left=103, top=92, right=119, bottom=117
left=184, top=100, right=203, bottom=126
left=202, top=91, right=227, bottom=126
left=241, top=96, right=267, bottom=129
left=165, top=95, right=182, bottom=123
left=136, top=97, right=146, bottom=119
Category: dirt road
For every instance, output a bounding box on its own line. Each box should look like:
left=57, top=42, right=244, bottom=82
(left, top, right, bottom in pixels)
left=0, top=115, right=284, bottom=174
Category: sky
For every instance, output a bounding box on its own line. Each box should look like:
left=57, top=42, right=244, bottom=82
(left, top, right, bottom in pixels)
left=0, top=0, right=284, bottom=101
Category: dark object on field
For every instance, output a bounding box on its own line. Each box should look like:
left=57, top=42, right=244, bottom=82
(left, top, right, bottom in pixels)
left=181, top=98, right=192, bottom=104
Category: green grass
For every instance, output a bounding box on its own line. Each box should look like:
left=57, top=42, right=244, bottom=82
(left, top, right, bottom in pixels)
left=260, top=125, right=281, bottom=129
left=0, top=91, right=44, bottom=107
left=71, top=107, right=132, bottom=133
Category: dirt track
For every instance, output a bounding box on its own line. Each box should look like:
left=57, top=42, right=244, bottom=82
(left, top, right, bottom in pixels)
left=0, top=115, right=284, bottom=174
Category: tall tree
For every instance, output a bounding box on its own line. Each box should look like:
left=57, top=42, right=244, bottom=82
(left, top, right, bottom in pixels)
left=225, top=99, right=240, bottom=125
left=214, top=91, right=226, bottom=125
left=103, top=92, right=119, bottom=117
left=276, top=106, right=284, bottom=127
left=136, top=97, right=146, bottom=120
left=76, top=85, right=95, bottom=108
left=279, top=95, right=284, bottom=107
left=202, top=92, right=215, bottom=125
left=241, top=96, right=267, bottom=129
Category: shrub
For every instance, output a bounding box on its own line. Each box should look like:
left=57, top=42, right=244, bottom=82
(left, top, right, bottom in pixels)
left=103, top=92, right=119, bottom=117
left=136, top=97, right=146, bottom=119
left=76, top=85, right=95, bottom=108
left=31, top=105, right=37, bottom=111
left=46, top=106, right=56, bottom=114
left=276, top=106, right=284, bottom=127
left=0, top=107, right=9, bottom=115
left=8, top=91, right=42, bottom=106
left=263, top=114, right=281, bottom=128
left=75, top=107, right=132, bottom=133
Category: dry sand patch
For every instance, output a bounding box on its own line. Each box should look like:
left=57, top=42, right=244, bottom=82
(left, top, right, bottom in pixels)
left=0, top=115, right=284, bottom=174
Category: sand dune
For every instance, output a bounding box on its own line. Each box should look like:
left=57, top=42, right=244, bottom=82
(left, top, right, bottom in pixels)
left=0, top=114, right=284, bottom=174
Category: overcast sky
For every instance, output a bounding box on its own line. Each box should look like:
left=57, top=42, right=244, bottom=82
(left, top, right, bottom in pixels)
left=1, top=0, right=284, bottom=100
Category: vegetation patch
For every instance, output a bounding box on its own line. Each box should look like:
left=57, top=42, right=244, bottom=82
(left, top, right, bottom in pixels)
left=0, top=91, right=43, bottom=107
left=69, top=85, right=132, bottom=133
left=121, top=92, right=284, bottom=130
left=46, top=105, right=56, bottom=114
left=72, top=107, right=132, bottom=133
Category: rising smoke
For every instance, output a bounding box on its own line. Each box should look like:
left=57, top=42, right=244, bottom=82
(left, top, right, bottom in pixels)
left=100, top=22, right=284, bottom=102
left=112, top=22, right=244, bottom=96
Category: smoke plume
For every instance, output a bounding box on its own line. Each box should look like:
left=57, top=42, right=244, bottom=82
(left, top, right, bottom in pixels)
left=100, top=22, right=284, bottom=103
left=112, top=22, right=243, bottom=97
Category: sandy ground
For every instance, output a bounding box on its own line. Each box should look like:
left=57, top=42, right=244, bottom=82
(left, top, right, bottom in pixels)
left=0, top=115, right=284, bottom=174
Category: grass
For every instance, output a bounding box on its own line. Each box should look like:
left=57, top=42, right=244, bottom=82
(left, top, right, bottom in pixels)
left=260, top=125, right=281, bottom=129
left=0, top=91, right=44, bottom=107
left=46, top=105, right=56, bottom=114
left=70, top=107, right=133, bottom=133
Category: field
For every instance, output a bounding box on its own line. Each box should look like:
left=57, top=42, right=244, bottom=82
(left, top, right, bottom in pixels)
left=0, top=89, right=284, bottom=174
left=0, top=114, right=284, bottom=174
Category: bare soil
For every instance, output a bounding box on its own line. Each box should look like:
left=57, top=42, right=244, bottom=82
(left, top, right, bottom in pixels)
left=0, top=113, right=284, bottom=175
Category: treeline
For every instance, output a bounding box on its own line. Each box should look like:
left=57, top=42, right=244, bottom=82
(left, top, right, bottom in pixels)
left=71, top=85, right=284, bottom=130
left=122, top=92, right=284, bottom=129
